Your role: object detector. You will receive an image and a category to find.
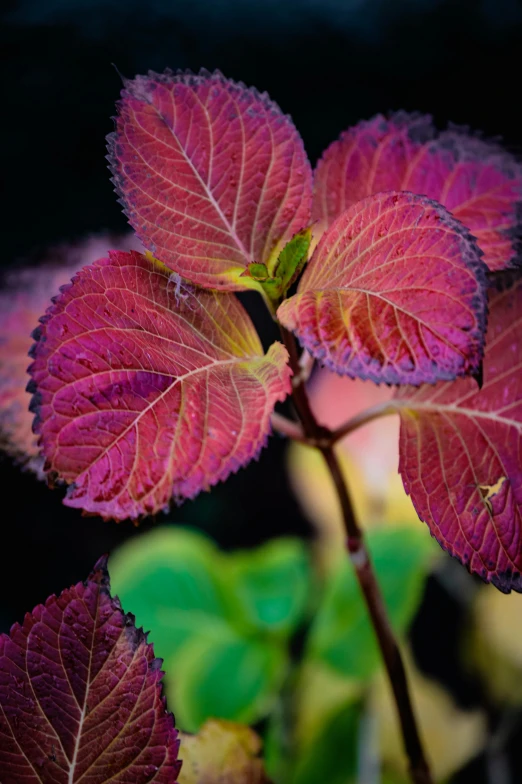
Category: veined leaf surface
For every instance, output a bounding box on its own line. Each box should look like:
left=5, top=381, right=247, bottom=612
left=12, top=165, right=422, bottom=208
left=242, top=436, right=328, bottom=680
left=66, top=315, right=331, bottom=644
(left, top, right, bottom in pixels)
left=29, top=251, right=291, bottom=520
left=395, top=278, right=522, bottom=591
left=0, top=557, right=181, bottom=783
left=108, top=69, right=312, bottom=291
left=278, top=192, right=487, bottom=385
left=0, top=234, right=137, bottom=471
left=313, top=112, right=522, bottom=271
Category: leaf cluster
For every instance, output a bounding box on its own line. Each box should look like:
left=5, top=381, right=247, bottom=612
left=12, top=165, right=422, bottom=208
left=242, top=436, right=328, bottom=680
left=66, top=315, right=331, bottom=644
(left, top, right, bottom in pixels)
left=1, top=64, right=522, bottom=782
left=15, top=68, right=522, bottom=592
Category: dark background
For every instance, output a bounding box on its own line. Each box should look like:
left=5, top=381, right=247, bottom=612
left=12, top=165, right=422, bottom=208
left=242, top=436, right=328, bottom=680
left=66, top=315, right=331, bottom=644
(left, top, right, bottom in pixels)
left=1, top=0, right=522, bottom=779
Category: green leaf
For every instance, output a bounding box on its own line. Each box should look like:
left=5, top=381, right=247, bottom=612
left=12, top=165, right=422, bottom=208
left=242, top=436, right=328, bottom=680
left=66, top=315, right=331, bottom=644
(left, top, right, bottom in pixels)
left=260, top=276, right=284, bottom=302
left=110, top=527, right=308, bottom=732
left=241, top=262, right=270, bottom=280
left=307, top=527, right=433, bottom=680
left=110, top=526, right=229, bottom=662
left=172, top=629, right=288, bottom=732
left=290, top=700, right=361, bottom=784
left=264, top=662, right=363, bottom=784
left=273, top=227, right=312, bottom=290
left=243, top=228, right=312, bottom=305
left=225, top=538, right=311, bottom=636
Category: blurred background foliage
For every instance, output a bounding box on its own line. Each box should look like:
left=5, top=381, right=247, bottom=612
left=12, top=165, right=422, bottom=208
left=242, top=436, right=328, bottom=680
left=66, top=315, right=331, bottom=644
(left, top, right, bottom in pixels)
left=109, top=523, right=435, bottom=782
left=2, top=0, right=522, bottom=780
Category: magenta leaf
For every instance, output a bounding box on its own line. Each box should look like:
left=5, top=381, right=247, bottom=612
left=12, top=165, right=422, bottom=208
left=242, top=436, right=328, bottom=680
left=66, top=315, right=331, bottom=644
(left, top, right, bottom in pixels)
left=0, top=556, right=181, bottom=783
left=29, top=250, right=291, bottom=520
left=0, top=234, right=139, bottom=473
left=278, top=191, right=487, bottom=386
left=395, top=277, right=522, bottom=591
left=313, top=112, right=522, bottom=272
left=108, top=69, right=312, bottom=291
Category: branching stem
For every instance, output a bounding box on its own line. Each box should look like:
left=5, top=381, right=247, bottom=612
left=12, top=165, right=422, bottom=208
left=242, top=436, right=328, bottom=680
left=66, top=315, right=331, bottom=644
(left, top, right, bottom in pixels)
left=330, top=400, right=399, bottom=444
left=271, top=412, right=306, bottom=443
left=278, top=326, right=433, bottom=784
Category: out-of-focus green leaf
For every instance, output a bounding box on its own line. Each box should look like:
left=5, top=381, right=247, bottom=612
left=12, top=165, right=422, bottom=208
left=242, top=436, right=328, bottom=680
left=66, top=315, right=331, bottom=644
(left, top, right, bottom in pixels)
left=110, top=526, right=306, bottom=731
left=306, top=527, right=433, bottom=679
left=225, top=538, right=311, bottom=636
left=381, top=773, right=411, bottom=784
left=265, top=661, right=364, bottom=784
left=110, top=527, right=229, bottom=662
left=291, top=699, right=361, bottom=784
left=172, top=629, right=288, bottom=732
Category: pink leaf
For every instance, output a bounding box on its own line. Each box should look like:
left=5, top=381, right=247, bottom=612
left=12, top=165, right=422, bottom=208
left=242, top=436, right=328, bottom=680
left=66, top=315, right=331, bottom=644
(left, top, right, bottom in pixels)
left=0, top=556, right=181, bottom=783
left=0, top=234, right=139, bottom=473
left=395, top=277, right=522, bottom=591
left=313, top=112, right=522, bottom=271
left=29, top=250, right=291, bottom=520
left=278, top=192, right=487, bottom=385
left=108, top=69, right=312, bottom=291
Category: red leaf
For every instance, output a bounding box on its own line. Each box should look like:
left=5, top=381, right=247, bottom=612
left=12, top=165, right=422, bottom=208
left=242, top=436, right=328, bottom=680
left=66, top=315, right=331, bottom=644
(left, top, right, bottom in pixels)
left=395, top=278, right=522, bottom=591
left=0, top=234, right=139, bottom=473
left=0, top=556, right=181, bottom=783
left=108, top=69, right=312, bottom=291
left=29, top=251, right=291, bottom=520
left=313, top=112, right=522, bottom=272
left=278, top=192, right=487, bottom=386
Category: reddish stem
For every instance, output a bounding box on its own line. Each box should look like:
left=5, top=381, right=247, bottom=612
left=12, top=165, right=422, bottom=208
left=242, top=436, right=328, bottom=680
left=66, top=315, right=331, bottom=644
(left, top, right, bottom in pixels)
left=271, top=412, right=306, bottom=443
left=279, top=326, right=433, bottom=784
left=330, top=400, right=398, bottom=444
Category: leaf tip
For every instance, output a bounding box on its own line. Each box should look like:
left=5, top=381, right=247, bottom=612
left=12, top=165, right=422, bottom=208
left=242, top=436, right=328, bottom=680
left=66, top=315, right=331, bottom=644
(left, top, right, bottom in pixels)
left=89, top=554, right=111, bottom=588
left=110, top=61, right=129, bottom=88
left=473, top=362, right=484, bottom=390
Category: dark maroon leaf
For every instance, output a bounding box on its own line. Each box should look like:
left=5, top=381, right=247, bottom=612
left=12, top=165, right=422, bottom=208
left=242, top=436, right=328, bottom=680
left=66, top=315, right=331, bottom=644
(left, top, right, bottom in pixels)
left=0, top=557, right=181, bottom=782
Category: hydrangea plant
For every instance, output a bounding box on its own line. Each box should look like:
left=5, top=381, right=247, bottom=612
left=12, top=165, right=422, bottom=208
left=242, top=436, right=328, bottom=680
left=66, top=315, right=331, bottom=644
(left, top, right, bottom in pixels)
left=1, top=68, right=522, bottom=783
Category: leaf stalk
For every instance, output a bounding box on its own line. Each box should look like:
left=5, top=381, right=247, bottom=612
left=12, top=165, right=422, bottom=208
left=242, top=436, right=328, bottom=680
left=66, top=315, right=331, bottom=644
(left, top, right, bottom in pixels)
left=330, top=400, right=399, bottom=444
left=278, top=325, right=433, bottom=784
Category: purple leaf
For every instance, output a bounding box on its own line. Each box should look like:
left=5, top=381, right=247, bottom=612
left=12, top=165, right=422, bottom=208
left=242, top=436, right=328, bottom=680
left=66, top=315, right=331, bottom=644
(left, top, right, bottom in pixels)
left=0, top=557, right=181, bottom=782
left=29, top=251, right=291, bottom=520
left=395, top=277, right=522, bottom=591
left=278, top=192, right=487, bottom=385
left=0, top=234, right=138, bottom=473
left=313, top=112, right=522, bottom=272
left=108, top=69, right=312, bottom=291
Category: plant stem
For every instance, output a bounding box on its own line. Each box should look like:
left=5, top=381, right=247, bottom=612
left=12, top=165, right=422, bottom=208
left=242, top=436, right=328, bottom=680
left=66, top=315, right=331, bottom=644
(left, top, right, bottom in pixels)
left=330, top=400, right=399, bottom=444
left=321, top=445, right=432, bottom=784
left=271, top=412, right=306, bottom=443
left=279, top=325, right=433, bottom=784
left=279, top=327, right=331, bottom=441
